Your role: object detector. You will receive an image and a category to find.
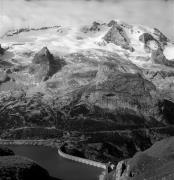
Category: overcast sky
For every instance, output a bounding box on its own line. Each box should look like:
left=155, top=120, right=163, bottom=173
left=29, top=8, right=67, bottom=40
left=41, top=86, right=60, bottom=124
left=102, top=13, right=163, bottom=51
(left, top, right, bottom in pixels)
left=0, top=0, right=174, bottom=39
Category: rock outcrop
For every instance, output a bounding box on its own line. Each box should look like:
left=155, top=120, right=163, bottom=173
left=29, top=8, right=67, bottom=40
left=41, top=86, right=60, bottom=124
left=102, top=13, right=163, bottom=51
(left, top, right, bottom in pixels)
left=0, top=146, right=14, bottom=156
left=151, top=48, right=174, bottom=67
left=113, top=136, right=174, bottom=180
left=0, top=155, right=51, bottom=180
left=139, top=32, right=174, bottom=67
left=81, top=21, right=102, bottom=33
left=0, top=44, right=5, bottom=55
left=103, top=23, right=134, bottom=51
left=153, top=28, right=169, bottom=47
left=29, top=47, right=60, bottom=81
left=139, top=33, right=160, bottom=52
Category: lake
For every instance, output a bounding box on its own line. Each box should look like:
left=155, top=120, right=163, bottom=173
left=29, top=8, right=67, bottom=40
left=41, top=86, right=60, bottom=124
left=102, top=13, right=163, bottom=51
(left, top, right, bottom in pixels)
left=6, top=145, right=103, bottom=180
left=0, top=0, right=174, bottom=40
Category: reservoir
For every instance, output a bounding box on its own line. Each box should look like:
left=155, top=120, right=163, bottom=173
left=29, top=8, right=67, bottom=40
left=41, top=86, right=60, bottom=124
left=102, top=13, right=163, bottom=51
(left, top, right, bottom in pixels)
left=6, top=145, right=104, bottom=180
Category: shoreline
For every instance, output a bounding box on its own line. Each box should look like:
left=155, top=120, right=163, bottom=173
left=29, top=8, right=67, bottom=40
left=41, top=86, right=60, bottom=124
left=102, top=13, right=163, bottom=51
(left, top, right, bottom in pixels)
left=0, top=139, right=108, bottom=168
left=0, top=139, right=61, bottom=149
left=0, top=139, right=113, bottom=180
left=58, top=144, right=108, bottom=170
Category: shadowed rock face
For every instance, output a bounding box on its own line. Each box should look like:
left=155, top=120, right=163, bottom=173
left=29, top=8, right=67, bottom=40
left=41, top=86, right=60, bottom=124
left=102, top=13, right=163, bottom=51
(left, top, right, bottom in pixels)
left=87, top=21, right=102, bottom=32
left=32, top=47, right=54, bottom=64
left=152, top=48, right=174, bottom=67
left=29, top=47, right=61, bottom=81
left=158, top=99, right=174, bottom=124
left=153, top=28, right=168, bottom=47
left=139, top=31, right=168, bottom=50
left=139, top=33, right=156, bottom=44
left=139, top=33, right=161, bottom=52
left=103, top=24, right=134, bottom=51
left=0, top=44, right=5, bottom=55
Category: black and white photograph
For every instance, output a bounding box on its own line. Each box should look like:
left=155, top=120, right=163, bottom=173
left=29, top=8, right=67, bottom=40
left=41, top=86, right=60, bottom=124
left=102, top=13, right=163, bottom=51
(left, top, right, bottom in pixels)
left=0, top=0, right=174, bottom=180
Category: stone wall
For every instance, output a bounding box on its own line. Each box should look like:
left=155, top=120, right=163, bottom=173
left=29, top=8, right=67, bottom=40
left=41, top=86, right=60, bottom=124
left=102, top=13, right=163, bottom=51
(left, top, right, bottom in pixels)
left=58, top=146, right=107, bottom=169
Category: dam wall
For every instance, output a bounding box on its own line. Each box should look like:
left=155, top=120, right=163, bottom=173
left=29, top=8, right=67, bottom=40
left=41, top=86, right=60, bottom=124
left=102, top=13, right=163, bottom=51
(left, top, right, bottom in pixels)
left=58, top=145, right=108, bottom=170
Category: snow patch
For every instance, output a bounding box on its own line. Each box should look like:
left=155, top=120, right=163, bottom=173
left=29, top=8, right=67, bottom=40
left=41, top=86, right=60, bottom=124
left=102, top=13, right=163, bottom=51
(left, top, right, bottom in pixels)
left=163, top=45, right=174, bottom=60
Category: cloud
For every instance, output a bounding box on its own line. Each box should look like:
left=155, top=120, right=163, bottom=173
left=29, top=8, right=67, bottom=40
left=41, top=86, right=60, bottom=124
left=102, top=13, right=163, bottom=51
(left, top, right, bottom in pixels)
left=0, top=0, right=174, bottom=39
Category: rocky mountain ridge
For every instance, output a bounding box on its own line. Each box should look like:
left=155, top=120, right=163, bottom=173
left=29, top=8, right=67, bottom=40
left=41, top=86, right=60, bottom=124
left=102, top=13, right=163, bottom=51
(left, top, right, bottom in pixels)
left=1, top=20, right=174, bottom=126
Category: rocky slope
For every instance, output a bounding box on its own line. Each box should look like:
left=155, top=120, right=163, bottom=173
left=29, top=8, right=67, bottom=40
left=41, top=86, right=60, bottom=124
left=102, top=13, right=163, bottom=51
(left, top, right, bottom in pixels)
left=0, top=155, right=52, bottom=180
left=113, top=136, right=174, bottom=180
left=62, top=125, right=174, bottom=165
left=0, top=146, right=56, bottom=180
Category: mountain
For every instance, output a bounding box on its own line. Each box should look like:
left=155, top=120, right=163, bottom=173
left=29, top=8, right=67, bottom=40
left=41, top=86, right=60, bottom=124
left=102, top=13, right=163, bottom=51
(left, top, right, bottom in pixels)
left=1, top=20, right=174, bottom=130
left=1, top=20, right=174, bottom=178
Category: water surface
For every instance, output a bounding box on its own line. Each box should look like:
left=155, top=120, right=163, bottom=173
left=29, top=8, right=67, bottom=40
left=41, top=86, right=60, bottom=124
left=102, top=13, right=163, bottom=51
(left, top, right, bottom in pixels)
left=7, top=145, right=103, bottom=180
